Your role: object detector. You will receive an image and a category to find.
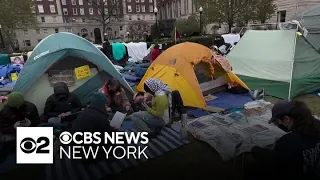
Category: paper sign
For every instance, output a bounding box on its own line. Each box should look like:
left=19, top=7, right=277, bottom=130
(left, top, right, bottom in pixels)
left=110, top=111, right=126, bottom=130
left=11, top=73, right=18, bottom=81
left=74, top=65, right=91, bottom=80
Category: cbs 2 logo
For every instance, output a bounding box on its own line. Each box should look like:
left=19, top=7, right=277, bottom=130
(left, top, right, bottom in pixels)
left=20, top=137, right=50, bottom=154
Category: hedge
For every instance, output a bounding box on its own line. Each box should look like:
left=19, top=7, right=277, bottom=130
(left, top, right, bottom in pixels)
left=151, top=36, right=215, bottom=49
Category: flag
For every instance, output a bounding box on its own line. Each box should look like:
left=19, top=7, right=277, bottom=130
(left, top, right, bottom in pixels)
left=174, top=26, right=177, bottom=44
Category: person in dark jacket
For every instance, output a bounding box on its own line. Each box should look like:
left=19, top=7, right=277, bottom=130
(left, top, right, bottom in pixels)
left=43, top=82, right=82, bottom=123
left=0, top=92, right=40, bottom=136
left=69, top=92, right=117, bottom=163
left=245, top=100, right=320, bottom=180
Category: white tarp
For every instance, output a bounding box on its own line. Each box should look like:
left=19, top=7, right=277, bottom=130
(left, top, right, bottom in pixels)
left=187, top=100, right=286, bottom=162
left=123, top=42, right=148, bottom=62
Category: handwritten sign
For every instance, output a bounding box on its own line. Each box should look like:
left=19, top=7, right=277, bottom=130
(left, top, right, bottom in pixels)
left=74, top=65, right=91, bottom=80
left=11, top=73, right=18, bottom=81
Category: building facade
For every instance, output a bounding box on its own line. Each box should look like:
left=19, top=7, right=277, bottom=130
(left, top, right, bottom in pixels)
left=269, top=0, right=320, bottom=23
left=156, top=0, right=195, bottom=20
left=15, top=0, right=157, bottom=50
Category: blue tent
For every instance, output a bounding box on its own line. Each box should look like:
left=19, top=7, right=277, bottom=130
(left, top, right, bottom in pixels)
left=13, top=32, right=133, bottom=114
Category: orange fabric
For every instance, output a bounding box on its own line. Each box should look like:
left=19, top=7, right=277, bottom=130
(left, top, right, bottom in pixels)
left=139, top=42, right=215, bottom=108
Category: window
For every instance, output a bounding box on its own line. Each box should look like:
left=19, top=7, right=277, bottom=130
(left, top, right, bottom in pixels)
left=23, top=30, right=28, bottom=36
left=41, top=17, right=45, bottom=22
left=80, top=8, right=85, bottom=15
left=137, top=15, right=140, bottom=20
left=43, top=29, right=48, bottom=34
left=78, top=0, right=83, bottom=5
left=279, top=11, right=286, bottom=23
left=113, top=0, right=116, bottom=4
left=50, top=5, right=56, bottom=13
left=127, top=0, right=131, bottom=2
left=63, top=8, right=68, bottom=15
left=97, top=0, right=100, bottom=5
left=24, top=40, right=31, bottom=47
left=73, top=8, right=78, bottom=15
left=65, top=18, right=70, bottom=23
left=38, top=5, right=44, bottom=13
left=127, top=5, right=132, bottom=12
left=35, top=29, right=40, bottom=34
left=141, top=5, right=145, bottom=12
left=55, top=28, right=59, bottom=33
left=141, top=0, right=144, bottom=2
left=61, top=0, right=66, bottom=5
left=120, top=26, right=123, bottom=31
left=149, top=5, right=153, bottom=12
left=129, top=15, right=132, bottom=20
left=136, top=0, right=139, bottom=2
left=71, top=0, right=76, bottom=5
left=49, top=0, right=53, bottom=1
left=89, top=8, right=93, bottom=15
left=136, top=5, right=140, bottom=12
left=88, top=0, right=92, bottom=5
left=52, top=16, right=57, bottom=22
left=142, top=15, right=145, bottom=20
left=149, top=0, right=152, bottom=2
left=67, top=28, right=72, bottom=32
left=113, top=10, right=116, bottom=15
left=38, top=39, right=42, bottom=43
left=104, top=8, right=108, bottom=14
left=82, top=18, right=85, bottom=22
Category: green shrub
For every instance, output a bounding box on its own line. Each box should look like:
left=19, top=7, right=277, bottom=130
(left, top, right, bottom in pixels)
left=152, top=36, right=215, bottom=49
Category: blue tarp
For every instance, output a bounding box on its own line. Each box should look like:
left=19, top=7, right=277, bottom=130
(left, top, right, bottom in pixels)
left=187, top=92, right=253, bottom=118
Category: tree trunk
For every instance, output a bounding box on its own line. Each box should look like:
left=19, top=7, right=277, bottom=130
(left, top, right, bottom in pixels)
left=228, top=22, right=233, bottom=33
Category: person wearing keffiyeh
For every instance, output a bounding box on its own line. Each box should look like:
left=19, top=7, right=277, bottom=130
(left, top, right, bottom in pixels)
left=131, top=78, right=171, bottom=138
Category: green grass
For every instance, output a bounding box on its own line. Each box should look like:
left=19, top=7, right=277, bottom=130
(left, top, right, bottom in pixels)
left=112, top=94, right=320, bottom=180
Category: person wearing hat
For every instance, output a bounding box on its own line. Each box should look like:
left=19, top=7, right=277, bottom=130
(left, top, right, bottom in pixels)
left=245, top=100, right=320, bottom=180
left=68, top=92, right=117, bottom=163
left=0, top=92, right=40, bottom=135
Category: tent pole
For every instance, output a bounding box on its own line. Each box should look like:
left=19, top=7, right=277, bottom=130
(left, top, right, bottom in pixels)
left=288, top=31, right=298, bottom=101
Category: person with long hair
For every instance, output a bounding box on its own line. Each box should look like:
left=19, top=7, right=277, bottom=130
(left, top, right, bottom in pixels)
left=131, top=78, right=171, bottom=137
left=99, top=79, right=132, bottom=114
left=245, top=100, right=320, bottom=179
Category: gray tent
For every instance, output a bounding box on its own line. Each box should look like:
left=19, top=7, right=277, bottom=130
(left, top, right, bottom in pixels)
left=292, top=5, right=320, bottom=52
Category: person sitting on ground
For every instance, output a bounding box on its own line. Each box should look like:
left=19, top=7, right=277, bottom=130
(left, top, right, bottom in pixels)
left=151, top=44, right=161, bottom=62
left=131, top=91, right=152, bottom=112
left=99, top=79, right=133, bottom=114
left=69, top=92, right=118, bottom=163
left=131, top=78, right=170, bottom=137
left=43, top=82, right=82, bottom=124
left=0, top=92, right=40, bottom=137
left=245, top=100, right=320, bottom=180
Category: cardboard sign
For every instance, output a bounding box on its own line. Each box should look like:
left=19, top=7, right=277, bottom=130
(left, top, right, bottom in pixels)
left=74, top=65, right=91, bottom=80
left=11, top=73, right=18, bottom=81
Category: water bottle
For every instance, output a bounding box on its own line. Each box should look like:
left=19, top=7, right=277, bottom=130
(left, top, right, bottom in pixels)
left=180, top=113, right=188, bottom=140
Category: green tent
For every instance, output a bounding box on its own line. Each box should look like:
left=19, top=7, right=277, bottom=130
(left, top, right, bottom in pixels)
left=226, top=30, right=320, bottom=99
left=13, top=32, right=133, bottom=114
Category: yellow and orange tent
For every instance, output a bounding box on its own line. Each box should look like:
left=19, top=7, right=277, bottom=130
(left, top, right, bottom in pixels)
left=137, top=42, right=248, bottom=109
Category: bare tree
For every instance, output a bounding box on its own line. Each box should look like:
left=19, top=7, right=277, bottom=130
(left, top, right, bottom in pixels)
left=127, top=21, right=149, bottom=40
left=84, top=0, right=123, bottom=35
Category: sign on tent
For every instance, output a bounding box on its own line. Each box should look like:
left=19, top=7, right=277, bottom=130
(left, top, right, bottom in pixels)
left=74, top=65, right=91, bottom=80
left=11, top=73, right=18, bottom=81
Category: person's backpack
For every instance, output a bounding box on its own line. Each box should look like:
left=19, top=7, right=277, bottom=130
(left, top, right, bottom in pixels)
left=303, top=143, right=320, bottom=178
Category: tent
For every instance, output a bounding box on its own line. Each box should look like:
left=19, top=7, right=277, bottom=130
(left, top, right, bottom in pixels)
left=226, top=30, right=320, bottom=99
left=13, top=32, right=133, bottom=114
left=137, top=42, right=248, bottom=109
left=292, top=4, right=320, bottom=52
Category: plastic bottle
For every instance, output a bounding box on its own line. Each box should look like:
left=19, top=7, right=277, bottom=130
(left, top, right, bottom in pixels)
left=180, top=113, right=188, bottom=140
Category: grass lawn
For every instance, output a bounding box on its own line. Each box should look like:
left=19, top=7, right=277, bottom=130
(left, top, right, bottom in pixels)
left=111, top=94, right=320, bottom=180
